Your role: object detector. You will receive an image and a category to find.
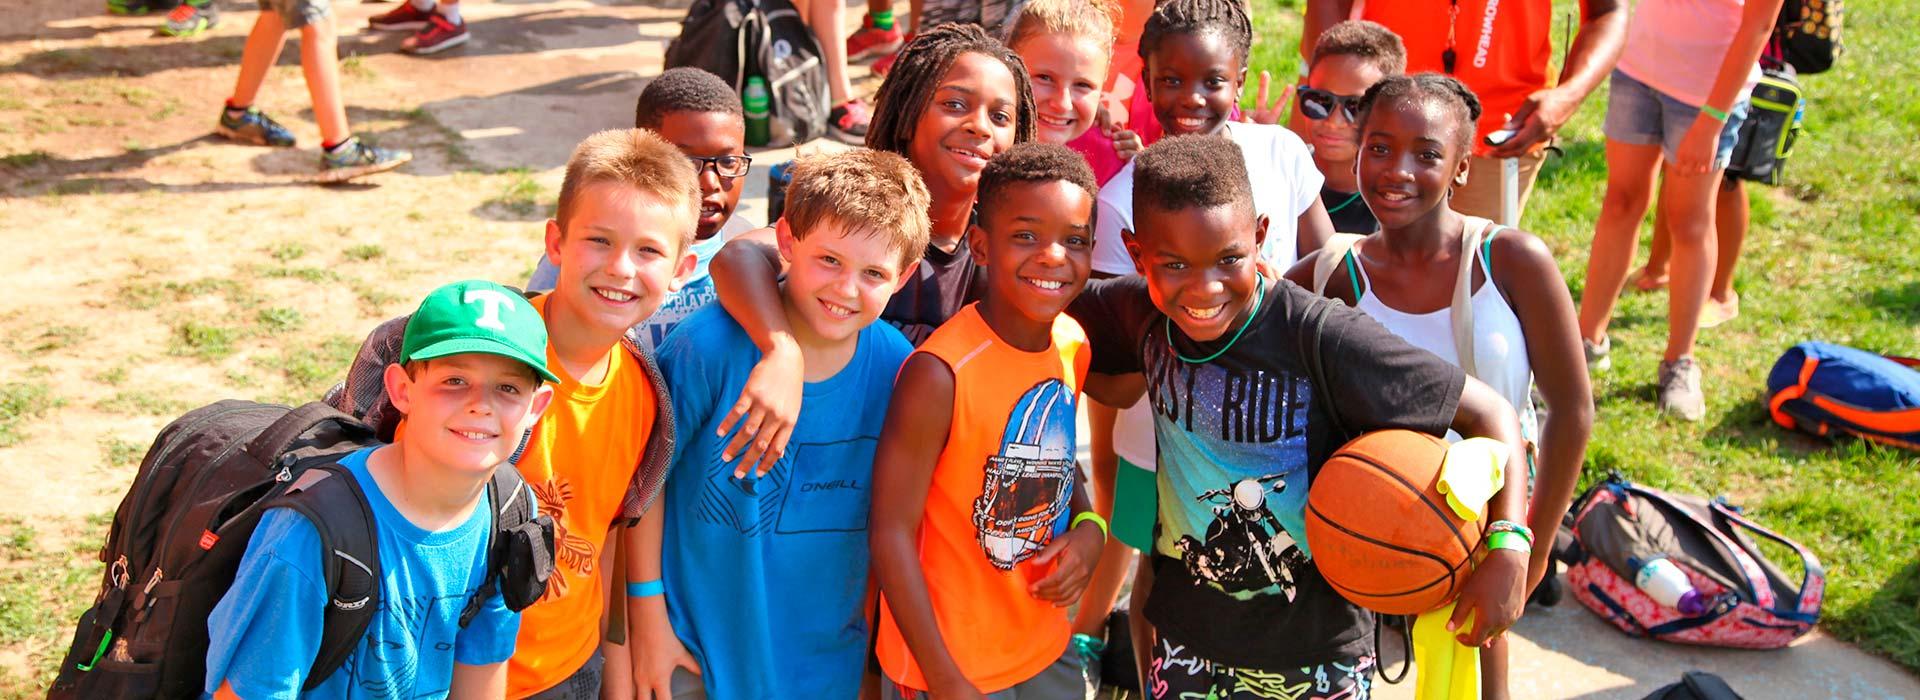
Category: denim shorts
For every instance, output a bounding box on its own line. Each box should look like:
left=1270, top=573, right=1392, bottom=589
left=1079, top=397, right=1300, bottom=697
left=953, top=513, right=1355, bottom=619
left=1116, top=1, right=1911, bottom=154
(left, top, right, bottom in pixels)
left=1603, top=69, right=1750, bottom=171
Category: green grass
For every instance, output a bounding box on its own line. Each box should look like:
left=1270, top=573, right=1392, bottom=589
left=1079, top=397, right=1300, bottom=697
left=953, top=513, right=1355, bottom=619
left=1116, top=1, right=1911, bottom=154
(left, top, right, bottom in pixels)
left=99, top=436, right=143, bottom=468
left=94, top=389, right=189, bottom=416
left=1250, top=0, right=1920, bottom=671
left=0, top=382, right=60, bottom=447
left=255, top=307, right=306, bottom=334
left=343, top=244, right=386, bottom=262
left=486, top=168, right=552, bottom=218
left=0, top=514, right=105, bottom=692
left=258, top=335, right=361, bottom=402
left=169, top=320, right=241, bottom=361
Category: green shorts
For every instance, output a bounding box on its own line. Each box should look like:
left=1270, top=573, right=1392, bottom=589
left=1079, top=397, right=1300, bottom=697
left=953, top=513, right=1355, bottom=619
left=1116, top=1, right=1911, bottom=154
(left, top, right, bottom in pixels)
left=1112, top=455, right=1158, bottom=551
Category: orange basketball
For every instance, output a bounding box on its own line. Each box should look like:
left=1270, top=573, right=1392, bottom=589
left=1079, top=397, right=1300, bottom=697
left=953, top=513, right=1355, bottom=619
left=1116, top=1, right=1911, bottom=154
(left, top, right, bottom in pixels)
left=1305, top=429, right=1483, bottom=615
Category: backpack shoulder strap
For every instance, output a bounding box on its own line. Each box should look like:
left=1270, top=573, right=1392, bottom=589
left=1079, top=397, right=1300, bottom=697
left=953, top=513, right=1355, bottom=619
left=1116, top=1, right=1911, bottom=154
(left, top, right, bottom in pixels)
left=460, top=466, right=545, bottom=626
left=1311, top=233, right=1366, bottom=298
left=1451, top=217, right=1495, bottom=378
left=1298, top=296, right=1351, bottom=442
left=1709, top=500, right=1825, bottom=621
left=268, top=465, right=381, bottom=691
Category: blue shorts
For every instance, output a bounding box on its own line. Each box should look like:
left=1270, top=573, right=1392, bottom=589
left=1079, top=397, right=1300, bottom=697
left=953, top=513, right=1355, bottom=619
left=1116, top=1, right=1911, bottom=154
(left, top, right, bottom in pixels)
left=1603, top=69, right=1750, bottom=171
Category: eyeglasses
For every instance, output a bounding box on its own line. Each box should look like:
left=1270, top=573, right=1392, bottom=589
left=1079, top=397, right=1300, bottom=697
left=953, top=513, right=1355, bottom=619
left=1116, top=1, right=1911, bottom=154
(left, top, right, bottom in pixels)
left=688, top=154, right=752, bottom=178
left=1297, top=87, right=1363, bottom=122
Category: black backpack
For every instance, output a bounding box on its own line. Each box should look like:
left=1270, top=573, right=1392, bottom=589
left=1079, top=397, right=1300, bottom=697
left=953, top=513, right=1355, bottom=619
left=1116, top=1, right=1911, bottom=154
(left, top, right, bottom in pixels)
left=47, top=401, right=554, bottom=699
left=1770, top=0, right=1844, bottom=75
left=664, top=0, right=829, bottom=146
left=1725, top=69, right=1805, bottom=186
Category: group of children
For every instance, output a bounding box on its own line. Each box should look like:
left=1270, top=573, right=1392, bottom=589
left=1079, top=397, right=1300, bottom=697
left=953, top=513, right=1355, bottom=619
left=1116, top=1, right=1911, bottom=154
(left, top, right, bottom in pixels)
left=198, top=0, right=1615, bottom=697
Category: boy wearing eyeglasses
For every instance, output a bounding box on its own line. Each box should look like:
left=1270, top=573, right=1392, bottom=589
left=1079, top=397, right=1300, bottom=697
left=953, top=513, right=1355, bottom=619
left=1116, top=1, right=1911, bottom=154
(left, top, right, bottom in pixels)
left=1299, top=20, right=1405, bottom=234
left=527, top=67, right=758, bottom=349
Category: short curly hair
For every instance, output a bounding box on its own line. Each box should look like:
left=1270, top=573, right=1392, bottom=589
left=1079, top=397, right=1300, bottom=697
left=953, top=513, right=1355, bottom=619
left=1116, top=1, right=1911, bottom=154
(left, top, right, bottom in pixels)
left=1357, top=73, right=1484, bottom=152
left=634, top=67, right=743, bottom=130
left=1130, top=134, right=1252, bottom=226
left=1311, top=20, right=1406, bottom=77
left=783, top=148, right=932, bottom=270
left=976, top=142, right=1098, bottom=222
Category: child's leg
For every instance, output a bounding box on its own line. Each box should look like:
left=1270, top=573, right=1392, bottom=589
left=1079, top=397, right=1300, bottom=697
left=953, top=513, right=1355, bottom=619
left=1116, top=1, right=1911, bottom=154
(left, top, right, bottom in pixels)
left=1576, top=139, right=1665, bottom=344
left=1655, top=161, right=1722, bottom=361
left=1638, top=192, right=1673, bottom=290
left=229, top=9, right=291, bottom=109
left=791, top=0, right=853, bottom=105
left=1710, top=176, right=1747, bottom=305
left=296, top=14, right=351, bottom=146
left=1481, top=634, right=1510, bottom=700
left=1127, top=553, right=1155, bottom=694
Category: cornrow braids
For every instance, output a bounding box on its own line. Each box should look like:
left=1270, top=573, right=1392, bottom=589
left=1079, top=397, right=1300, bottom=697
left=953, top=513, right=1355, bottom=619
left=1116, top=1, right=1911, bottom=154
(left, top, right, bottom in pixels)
left=635, top=67, right=743, bottom=129
left=1138, top=0, right=1252, bottom=66
left=1130, top=134, right=1253, bottom=225
left=1357, top=73, right=1484, bottom=152
left=976, top=142, right=1099, bottom=221
left=867, top=22, right=1037, bottom=156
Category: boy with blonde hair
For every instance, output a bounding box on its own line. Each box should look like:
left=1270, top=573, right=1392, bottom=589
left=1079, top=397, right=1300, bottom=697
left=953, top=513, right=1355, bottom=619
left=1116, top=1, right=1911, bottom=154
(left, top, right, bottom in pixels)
left=631, top=148, right=929, bottom=700
left=330, top=128, right=701, bottom=698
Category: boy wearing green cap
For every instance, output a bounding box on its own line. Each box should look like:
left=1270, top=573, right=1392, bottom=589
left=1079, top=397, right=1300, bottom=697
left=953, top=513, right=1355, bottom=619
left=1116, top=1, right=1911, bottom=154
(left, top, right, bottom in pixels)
left=207, top=279, right=557, bottom=698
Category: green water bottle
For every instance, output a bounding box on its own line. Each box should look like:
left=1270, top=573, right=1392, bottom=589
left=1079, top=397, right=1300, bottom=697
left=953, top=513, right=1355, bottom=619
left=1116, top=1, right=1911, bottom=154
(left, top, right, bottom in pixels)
left=743, top=76, right=771, bottom=147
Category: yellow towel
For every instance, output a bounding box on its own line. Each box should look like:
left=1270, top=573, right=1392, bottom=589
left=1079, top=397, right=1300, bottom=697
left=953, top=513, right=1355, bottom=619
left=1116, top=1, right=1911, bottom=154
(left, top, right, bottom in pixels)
left=1414, top=603, right=1481, bottom=700
left=1437, top=437, right=1509, bottom=523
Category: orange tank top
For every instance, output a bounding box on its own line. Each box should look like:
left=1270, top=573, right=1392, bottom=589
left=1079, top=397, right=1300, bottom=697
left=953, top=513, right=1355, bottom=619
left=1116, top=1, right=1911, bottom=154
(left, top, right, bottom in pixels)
left=875, top=304, right=1090, bottom=692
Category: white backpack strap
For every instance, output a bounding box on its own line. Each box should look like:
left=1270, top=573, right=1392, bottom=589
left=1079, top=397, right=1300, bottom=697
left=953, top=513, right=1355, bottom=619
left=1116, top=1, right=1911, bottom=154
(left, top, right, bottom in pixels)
left=1311, top=233, right=1367, bottom=297
left=1452, top=217, right=1495, bottom=378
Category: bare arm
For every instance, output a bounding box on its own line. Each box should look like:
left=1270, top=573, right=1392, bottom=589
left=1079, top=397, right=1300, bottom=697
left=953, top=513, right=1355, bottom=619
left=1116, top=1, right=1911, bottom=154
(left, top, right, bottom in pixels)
left=1490, top=0, right=1627, bottom=157
left=447, top=662, right=509, bottom=700
left=1445, top=376, right=1530, bottom=647
left=868, top=354, right=981, bottom=698
left=1493, top=232, right=1594, bottom=593
left=624, top=503, right=700, bottom=699
left=708, top=230, right=804, bottom=476
left=1672, top=0, right=1785, bottom=174
left=1295, top=197, right=1334, bottom=258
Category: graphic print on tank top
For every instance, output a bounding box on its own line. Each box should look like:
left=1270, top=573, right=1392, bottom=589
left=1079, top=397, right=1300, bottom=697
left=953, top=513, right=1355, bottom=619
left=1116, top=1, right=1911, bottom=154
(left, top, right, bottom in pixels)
left=972, top=378, right=1077, bottom=570
left=1145, top=339, right=1312, bottom=601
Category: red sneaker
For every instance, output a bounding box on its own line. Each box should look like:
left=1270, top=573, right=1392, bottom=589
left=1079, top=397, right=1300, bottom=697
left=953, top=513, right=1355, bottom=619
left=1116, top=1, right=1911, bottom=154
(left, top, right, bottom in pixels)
left=368, top=1, right=432, bottom=31
left=847, top=15, right=903, bottom=63
left=872, top=35, right=910, bottom=76
left=401, top=13, right=468, bottom=55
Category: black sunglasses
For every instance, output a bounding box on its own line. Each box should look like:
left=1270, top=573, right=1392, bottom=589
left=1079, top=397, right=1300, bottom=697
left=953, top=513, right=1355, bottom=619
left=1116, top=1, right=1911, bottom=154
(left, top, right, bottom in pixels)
left=1297, top=87, right=1363, bottom=122
left=688, top=154, right=752, bottom=178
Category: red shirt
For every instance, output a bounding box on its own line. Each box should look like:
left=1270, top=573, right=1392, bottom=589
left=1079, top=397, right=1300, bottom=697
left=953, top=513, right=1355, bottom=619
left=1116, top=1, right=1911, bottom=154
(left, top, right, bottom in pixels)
left=1360, top=0, right=1555, bottom=156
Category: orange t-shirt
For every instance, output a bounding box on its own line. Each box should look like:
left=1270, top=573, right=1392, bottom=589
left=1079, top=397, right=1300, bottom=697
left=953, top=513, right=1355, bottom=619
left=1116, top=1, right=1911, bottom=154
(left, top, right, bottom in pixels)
left=506, top=295, right=655, bottom=699
left=1360, top=0, right=1553, bottom=155
left=875, top=305, right=1091, bottom=692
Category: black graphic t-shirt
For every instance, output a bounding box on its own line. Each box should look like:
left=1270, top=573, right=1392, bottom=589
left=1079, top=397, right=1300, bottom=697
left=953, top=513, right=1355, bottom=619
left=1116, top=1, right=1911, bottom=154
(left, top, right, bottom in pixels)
left=1069, top=275, right=1464, bottom=669
left=1322, top=186, right=1379, bottom=235
left=883, top=235, right=987, bottom=346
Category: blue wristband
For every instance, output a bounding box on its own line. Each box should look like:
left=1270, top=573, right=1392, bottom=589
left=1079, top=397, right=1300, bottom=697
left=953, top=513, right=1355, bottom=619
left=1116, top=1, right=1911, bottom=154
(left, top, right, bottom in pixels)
left=626, top=579, right=665, bottom=598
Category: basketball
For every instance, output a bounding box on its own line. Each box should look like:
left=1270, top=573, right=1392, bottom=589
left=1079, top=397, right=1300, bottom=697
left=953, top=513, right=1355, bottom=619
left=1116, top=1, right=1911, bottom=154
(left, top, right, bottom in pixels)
left=1305, top=430, right=1483, bottom=615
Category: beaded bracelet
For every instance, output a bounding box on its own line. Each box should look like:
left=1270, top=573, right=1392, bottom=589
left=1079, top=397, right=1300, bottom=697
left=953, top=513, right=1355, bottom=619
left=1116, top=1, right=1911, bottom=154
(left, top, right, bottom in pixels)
left=1486, top=519, right=1534, bottom=545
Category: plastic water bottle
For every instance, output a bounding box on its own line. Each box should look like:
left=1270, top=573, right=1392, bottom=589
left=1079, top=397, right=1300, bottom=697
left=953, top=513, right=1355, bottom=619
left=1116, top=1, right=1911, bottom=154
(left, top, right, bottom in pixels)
left=1632, top=555, right=1709, bottom=616
left=742, top=77, right=771, bottom=147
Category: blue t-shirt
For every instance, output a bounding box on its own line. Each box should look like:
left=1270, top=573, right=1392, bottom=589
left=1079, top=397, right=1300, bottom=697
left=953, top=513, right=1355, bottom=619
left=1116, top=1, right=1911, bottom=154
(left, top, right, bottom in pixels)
left=526, top=216, right=752, bottom=351
left=204, top=448, right=520, bottom=699
left=655, top=304, right=913, bottom=700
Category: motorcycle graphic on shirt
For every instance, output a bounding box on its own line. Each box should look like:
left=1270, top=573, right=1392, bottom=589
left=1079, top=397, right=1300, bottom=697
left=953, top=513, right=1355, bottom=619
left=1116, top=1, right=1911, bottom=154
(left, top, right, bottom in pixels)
left=1175, top=473, right=1307, bottom=600
left=972, top=378, right=1077, bottom=570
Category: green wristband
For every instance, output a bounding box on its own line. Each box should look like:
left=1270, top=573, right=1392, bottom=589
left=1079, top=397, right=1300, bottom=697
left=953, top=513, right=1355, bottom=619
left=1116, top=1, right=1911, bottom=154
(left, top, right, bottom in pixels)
left=1701, top=104, right=1729, bottom=122
left=1487, top=530, right=1533, bottom=555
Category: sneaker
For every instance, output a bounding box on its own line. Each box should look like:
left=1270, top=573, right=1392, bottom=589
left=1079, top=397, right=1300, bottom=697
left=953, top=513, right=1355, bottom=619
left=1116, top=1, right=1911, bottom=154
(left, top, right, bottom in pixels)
left=847, top=15, right=904, bottom=63
left=401, top=13, right=468, bottom=54
left=160, top=0, right=217, bottom=37
left=1657, top=357, right=1706, bottom=421
left=827, top=99, right=870, bottom=145
left=1698, top=291, right=1740, bottom=329
left=319, top=138, right=412, bottom=182
left=107, top=0, right=158, bottom=16
left=215, top=106, right=296, bottom=147
left=872, top=38, right=909, bottom=76
left=369, top=1, right=433, bottom=31
left=1583, top=336, right=1611, bottom=373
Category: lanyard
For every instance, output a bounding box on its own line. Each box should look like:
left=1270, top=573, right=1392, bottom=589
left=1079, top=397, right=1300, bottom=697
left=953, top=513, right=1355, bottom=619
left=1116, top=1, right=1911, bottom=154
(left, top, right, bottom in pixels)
left=1444, top=0, right=1460, bottom=74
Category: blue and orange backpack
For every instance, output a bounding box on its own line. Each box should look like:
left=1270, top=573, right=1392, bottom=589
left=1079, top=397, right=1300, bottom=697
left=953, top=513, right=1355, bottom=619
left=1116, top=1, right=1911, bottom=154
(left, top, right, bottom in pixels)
left=1766, top=341, right=1920, bottom=451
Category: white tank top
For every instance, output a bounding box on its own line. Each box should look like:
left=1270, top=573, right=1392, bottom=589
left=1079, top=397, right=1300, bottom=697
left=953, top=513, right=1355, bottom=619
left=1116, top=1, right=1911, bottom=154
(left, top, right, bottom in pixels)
left=1349, top=231, right=1540, bottom=443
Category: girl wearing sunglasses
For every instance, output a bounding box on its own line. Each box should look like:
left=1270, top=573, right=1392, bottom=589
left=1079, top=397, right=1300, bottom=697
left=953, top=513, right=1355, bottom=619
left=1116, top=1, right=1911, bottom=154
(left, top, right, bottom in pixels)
left=1297, top=20, right=1405, bottom=234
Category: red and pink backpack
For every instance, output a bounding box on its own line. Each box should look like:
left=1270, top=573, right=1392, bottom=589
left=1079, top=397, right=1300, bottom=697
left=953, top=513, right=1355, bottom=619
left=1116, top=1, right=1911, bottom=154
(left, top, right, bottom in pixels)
left=1564, top=474, right=1824, bottom=649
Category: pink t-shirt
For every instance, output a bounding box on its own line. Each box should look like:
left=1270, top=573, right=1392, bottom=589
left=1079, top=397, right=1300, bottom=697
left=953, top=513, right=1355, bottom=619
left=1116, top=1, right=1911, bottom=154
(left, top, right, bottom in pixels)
left=1616, top=0, right=1762, bottom=107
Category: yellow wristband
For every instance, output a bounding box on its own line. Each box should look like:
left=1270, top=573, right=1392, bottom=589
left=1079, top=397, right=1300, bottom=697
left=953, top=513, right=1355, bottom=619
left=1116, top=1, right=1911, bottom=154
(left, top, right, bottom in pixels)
left=1070, top=512, right=1109, bottom=540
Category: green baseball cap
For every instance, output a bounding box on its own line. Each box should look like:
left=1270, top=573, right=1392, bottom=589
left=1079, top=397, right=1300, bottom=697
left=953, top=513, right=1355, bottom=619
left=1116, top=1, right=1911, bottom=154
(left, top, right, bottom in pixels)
left=400, top=280, right=560, bottom=384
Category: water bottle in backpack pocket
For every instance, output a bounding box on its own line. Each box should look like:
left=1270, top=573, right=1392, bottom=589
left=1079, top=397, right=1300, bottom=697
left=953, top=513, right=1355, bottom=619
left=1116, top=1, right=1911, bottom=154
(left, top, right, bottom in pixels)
left=1725, top=69, right=1805, bottom=186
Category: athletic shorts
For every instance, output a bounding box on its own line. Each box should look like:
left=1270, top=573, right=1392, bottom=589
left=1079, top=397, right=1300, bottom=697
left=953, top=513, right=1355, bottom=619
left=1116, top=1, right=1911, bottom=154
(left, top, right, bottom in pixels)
left=1148, top=631, right=1374, bottom=700
left=523, top=650, right=605, bottom=700
left=258, top=0, right=330, bottom=29
left=1604, top=69, right=1750, bottom=171
left=1112, top=455, right=1158, bottom=551
left=881, top=643, right=1087, bottom=699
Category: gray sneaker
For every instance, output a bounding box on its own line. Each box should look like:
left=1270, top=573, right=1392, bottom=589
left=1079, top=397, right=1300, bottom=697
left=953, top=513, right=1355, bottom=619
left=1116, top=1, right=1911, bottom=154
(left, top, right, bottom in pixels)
left=318, top=137, right=411, bottom=183
left=1584, top=336, right=1612, bottom=372
left=1657, top=357, right=1706, bottom=421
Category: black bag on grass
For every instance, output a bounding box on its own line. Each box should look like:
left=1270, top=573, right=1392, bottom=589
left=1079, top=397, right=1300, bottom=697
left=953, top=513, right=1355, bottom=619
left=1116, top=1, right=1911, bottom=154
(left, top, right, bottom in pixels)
left=1725, top=69, right=1805, bottom=186
left=47, top=401, right=553, bottom=699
